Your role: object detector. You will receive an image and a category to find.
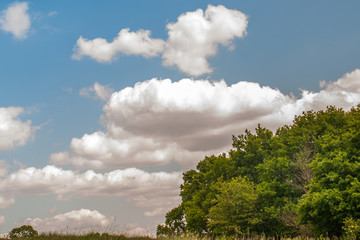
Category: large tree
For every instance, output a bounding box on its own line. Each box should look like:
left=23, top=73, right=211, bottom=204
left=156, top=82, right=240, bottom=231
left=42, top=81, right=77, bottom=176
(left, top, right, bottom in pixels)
left=159, top=105, right=360, bottom=238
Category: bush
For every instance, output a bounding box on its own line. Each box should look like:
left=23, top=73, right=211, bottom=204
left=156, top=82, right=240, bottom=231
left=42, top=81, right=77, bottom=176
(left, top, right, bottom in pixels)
left=9, top=225, right=38, bottom=239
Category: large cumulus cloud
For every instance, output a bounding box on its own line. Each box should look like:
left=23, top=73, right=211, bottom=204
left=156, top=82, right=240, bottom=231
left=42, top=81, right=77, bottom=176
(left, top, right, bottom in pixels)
left=162, top=4, right=247, bottom=76
left=51, top=69, right=360, bottom=169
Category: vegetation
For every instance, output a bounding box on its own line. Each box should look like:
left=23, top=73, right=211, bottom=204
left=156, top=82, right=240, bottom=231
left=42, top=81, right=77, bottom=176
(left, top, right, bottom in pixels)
left=158, top=106, right=360, bottom=239
left=9, top=225, right=38, bottom=239
left=3, top=229, right=154, bottom=240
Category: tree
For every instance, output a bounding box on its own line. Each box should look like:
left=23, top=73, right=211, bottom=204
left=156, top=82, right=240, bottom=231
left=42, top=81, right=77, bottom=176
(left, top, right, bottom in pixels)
left=161, top=105, right=360, bottom=238
left=297, top=107, right=360, bottom=237
left=207, top=176, right=260, bottom=237
left=9, top=225, right=38, bottom=239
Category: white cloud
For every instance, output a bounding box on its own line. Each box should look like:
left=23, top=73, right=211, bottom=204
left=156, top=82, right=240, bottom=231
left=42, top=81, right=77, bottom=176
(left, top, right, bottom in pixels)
left=0, top=107, right=37, bottom=151
left=80, top=82, right=114, bottom=101
left=0, top=165, right=182, bottom=210
left=71, top=5, right=247, bottom=76
left=51, top=69, right=360, bottom=169
left=162, top=4, right=248, bottom=76
left=0, top=2, right=30, bottom=39
left=323, top=68, right=360, bottom=93
left=144, top=207, right=169, bottom=217
left=23, top=209, right=114, bottom=233
left=72, top=28, right=165, bottom=62
left=0, top=216, right=5, bottom=225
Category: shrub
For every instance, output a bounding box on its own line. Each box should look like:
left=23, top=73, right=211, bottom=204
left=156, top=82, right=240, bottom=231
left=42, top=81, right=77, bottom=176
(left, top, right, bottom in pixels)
left=9, top=225, right=38, bottom=239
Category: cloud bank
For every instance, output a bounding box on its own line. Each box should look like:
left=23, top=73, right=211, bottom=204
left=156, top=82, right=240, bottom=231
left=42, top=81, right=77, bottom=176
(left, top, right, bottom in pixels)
left=0, top=2, right=30, bottom=39
left=72, top=5, right=248, bottom=76
left=51, top=69, right=360, bottom=169
left=0, top=107, right=37, bottom=151
left=23, top=209, right=114, bottom=233
left=0, top=165, right=182, bottom=211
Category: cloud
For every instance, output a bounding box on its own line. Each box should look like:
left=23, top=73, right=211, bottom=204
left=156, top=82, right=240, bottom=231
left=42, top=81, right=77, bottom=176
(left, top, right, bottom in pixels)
left=48, top=11, right=57, bottom=17
left=0, top=107, right=38, bottom=151
left=0, top=2, right=30, bottom=39
left=162, top=4, right=248, bottom=76
left=0, top=216, right=4, bottom=225
left=51, top=69, right=360, bottom=169
left=80, top=82, right=114, bottom=101
left=144, top=207, right=168, bottom=217
left=0, top=165, right=182, bottom=210
left=23, top=209, right=114, bottom=233
left=72, top=5, right=247, bottom=76
left=72, top=28, right=165, bottom=62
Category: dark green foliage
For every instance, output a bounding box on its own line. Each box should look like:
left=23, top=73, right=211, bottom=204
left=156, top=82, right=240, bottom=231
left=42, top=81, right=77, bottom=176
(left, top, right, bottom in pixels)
left=9, top=225, right=38, bottom=239
left=159, top=105, right=360, bottom=238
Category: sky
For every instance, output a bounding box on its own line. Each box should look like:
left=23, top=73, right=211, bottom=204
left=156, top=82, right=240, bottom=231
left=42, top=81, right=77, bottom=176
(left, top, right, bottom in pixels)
left=1, top=0, right=360, bottom=236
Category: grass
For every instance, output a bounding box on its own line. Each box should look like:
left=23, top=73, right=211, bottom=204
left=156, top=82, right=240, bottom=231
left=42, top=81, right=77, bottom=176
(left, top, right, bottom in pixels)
left=0, top=232, right=154, bottom=240
left=0, top=233, right=340, bottom=240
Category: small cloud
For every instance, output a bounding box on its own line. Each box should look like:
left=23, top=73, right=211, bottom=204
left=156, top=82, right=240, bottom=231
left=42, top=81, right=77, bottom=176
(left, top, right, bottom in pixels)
left=48, top=11, right=57, bottom=17
left=0, top=107, right=38, bottom=151
left=144, top=207, right=168, bottom=217
left=79, top=82, right=113, bottom=101
left=0, top=2, right=31, bottom=39
left=72, top=29, right=165, bottom=62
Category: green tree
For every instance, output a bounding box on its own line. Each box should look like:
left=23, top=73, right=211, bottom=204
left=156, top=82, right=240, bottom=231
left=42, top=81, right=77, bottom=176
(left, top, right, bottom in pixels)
left=9, top=225, right=38, bottom=239
left=161, top=105, right=360, bottom=238
left=297, top=106, right=360, bottom=237
left=207, top=176, right=260, bottom=237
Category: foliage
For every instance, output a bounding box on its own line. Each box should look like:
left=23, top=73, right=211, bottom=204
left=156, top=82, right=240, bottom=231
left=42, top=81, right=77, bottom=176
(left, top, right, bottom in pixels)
left=207, top=176, right=260, bottom=237
left=9, top=225, right=38, bottom=239
left=342, top=217, right=360, bottom=240
left=159, top=105, right=360, bottom=238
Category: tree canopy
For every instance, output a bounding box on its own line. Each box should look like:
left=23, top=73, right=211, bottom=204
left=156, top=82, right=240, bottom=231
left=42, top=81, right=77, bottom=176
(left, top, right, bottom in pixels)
left=157, top=106, right=360, bottom=238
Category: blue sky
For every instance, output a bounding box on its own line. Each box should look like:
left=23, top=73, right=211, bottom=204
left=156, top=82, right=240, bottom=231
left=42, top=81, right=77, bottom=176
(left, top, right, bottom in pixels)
left=1, top=0, right=360, bottom=235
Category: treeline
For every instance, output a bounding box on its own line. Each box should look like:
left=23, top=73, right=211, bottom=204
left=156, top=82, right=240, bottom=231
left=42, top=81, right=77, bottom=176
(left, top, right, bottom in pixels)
left=157, top=106, right=360, bottom=239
